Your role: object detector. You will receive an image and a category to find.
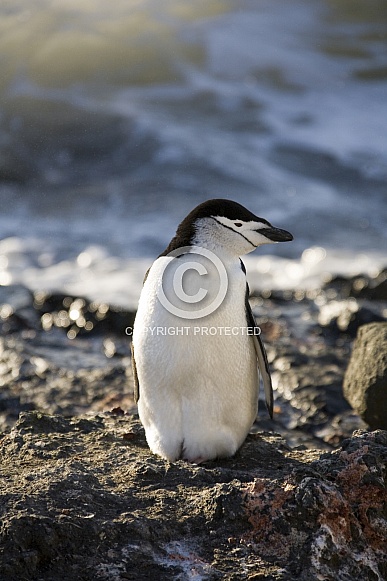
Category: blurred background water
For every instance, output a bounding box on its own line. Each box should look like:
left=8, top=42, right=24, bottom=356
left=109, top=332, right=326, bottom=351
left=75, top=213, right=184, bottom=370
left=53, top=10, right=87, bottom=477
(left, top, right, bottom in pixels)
left=0, top=0, right=386, bottom=306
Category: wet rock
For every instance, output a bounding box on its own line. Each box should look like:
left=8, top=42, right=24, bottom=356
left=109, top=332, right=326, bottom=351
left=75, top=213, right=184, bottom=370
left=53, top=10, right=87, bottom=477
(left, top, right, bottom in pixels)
left=318, top=298, right=385, bottom=337
left=350, top=271, right=387, bottom=301
left=0, top=330, right=134, bottom=432
left=0, top=276, right=385, bottom=450
left=0, top=285, right=39, bottom=332
left=0, top=285, right=138, bottom=432
left=268, top=323, right=362, bottom=447
left=343, top=322, right=387, bottom=430
left=323, top=269, right=387, bottom=302
left=0, top=285, right=136, bottom=339
left=356, top=268, right=387, bottom=301
left=0, top=412, right=386, bottom=581
left=33, top=290, right=136, bottom=338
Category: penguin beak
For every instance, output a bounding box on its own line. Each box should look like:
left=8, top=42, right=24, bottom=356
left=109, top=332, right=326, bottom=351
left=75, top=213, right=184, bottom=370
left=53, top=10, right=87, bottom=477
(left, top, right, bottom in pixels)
left=260, top=227, right=293, bottom=242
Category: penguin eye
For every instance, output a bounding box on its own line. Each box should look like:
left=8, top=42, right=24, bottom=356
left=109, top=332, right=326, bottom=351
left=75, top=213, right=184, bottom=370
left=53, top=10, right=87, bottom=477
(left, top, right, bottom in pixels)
left=234, top=222, right=243, bottom=227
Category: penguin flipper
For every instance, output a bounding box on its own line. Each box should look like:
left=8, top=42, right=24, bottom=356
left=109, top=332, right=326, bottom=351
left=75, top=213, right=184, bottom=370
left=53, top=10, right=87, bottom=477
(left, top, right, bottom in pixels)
left=243, top=278, right=273, bottom=419
left=130, top=266, right=152, bottom=404
left=131, top=342, right=140, bottom=404
left=253, top=331, right=273, bottom=419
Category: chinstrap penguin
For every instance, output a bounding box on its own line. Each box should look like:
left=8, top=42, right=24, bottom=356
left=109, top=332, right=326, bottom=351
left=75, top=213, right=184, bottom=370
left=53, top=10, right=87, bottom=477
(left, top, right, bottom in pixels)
left=132, top=199, right=293, bottom=462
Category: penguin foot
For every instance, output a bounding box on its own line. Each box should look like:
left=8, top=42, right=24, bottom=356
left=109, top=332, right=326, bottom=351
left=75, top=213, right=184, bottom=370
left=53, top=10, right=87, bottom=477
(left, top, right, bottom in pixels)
left=184, top=456, right=207, bottom=465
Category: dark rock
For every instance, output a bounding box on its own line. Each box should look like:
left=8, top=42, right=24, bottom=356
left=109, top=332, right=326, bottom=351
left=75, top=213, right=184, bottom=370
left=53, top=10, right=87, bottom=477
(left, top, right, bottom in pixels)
left=0, top=330, right=135, bottom=432
left=270, top=333, right=359, bottom=447
left=349, top=270, right=387, bottom=301
left=0, top=285, right=39, bottom=332
left=0, top=412, right=386, bottom=580
left=343, top=322, right=387, bottom=430
left=0, top=285, right=136, bottom=338
left=0, top=277, right=384, bottom=451
left=323, top=270, right=387, bottom=302
left=318, top=299, right=385, bottom=337
left=33, top=290, right=136, bottom=338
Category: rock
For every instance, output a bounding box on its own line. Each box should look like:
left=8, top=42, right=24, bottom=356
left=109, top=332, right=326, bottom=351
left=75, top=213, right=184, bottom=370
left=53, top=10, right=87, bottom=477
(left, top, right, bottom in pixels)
left=0, top=278, right=384, bottom=449
left=33, top=290, right=136, bottom=338
left=323, top=269, right=387, bottom=301
left=270, top=333, right=361, bottom=447
left=0, top=286, right=139, bottom=431
left=0, top=330, right=135, bottom=432
left=0, top=285, right=136, bottom=339
left=350, top=269, right=387, bottom=301
left=318, top=299, right=385, bottom=337
left=0, top=285, right=39, bottom=332
left=0, top=412, right=386, bottom=581
left=343, top=322, right=387, bottom=430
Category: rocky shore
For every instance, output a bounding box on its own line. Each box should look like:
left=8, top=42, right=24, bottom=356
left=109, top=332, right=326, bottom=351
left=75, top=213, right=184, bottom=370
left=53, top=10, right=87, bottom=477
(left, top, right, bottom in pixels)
left=0, top=269, right=386, bottom=579
left=1, top=270, right=386, bottom=447
left=1, top=412, right=386, bottom=580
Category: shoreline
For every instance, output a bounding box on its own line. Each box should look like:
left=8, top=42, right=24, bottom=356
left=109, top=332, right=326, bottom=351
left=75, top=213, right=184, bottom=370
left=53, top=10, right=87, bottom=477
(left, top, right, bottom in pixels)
left=0, top=269, right=386, bottom=579
left=1, top=267, right=385, bottom=449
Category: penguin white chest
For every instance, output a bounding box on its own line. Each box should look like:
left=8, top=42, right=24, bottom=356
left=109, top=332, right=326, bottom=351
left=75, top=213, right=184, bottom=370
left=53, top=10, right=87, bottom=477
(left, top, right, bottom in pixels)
left=133, top=254, right=258, bottom=462
left=131, top=198, right=293, bottom=461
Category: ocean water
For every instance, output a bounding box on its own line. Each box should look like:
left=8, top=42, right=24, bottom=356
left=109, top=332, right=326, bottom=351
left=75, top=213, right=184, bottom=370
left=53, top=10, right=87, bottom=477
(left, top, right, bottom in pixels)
left=0, top=0, right=386, bottom=307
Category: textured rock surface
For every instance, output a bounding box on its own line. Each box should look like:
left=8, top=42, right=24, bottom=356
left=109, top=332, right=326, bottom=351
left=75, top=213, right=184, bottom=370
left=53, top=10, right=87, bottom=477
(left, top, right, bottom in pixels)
left=344, top=322, right=387, bottom=430
left=1, top=283, right=375, bottom=449
left=0, top=412, right=386, bottom=581
left=2, top=274, right=387, bottom=448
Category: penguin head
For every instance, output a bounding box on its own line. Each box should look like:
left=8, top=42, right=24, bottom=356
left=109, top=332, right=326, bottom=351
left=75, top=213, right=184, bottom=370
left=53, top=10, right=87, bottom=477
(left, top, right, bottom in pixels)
left=172, top=199, right=293, bottom=257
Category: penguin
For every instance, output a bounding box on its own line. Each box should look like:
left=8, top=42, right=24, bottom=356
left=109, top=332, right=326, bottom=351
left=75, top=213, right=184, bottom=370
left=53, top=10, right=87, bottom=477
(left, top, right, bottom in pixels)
left=131, top=199, right=293, bottom=462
